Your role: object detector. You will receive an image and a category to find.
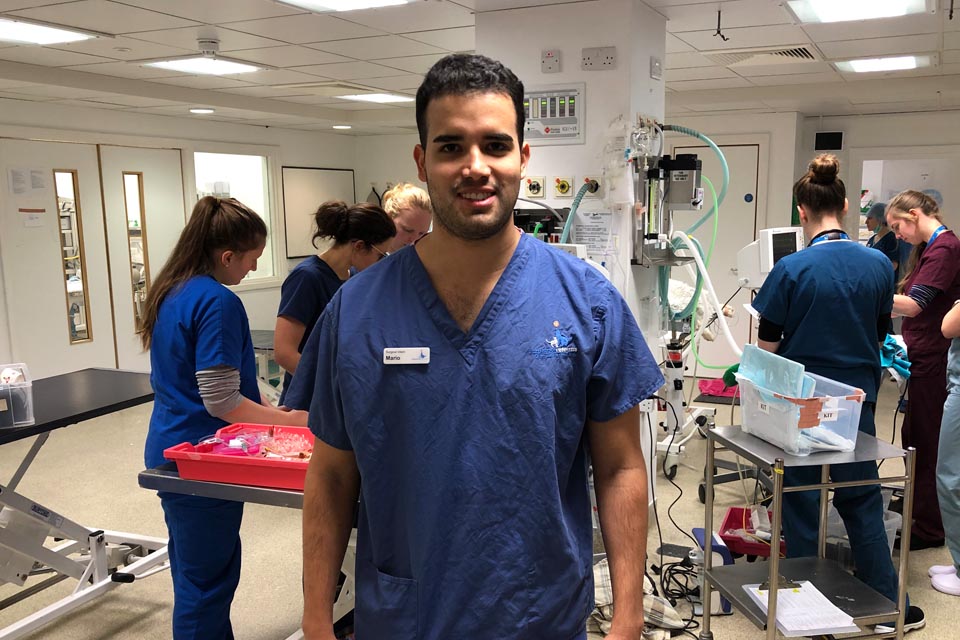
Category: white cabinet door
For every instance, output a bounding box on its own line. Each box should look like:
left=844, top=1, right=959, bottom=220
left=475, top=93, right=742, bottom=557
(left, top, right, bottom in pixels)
left=99, top=146, right=186, bottom=372
left=0, top=140, right=115, bottom=377
left=671, top=144, right=759, bottom=371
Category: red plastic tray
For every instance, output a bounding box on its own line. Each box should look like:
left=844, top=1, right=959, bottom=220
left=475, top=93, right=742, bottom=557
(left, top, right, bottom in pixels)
left=163, top=423, right=314, bottom=491
left=718, top=506, right=786, bottom=558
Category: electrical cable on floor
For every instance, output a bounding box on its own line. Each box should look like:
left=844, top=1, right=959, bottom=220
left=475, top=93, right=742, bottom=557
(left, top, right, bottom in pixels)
left=651, top=395, right=700, bottom=548
left=878, top=383, right=908, bottom=472
left=646, top=412, right=665, bottom=598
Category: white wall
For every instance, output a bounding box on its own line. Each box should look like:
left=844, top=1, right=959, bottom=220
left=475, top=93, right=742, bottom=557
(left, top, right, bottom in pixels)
left=801, top=111, right=960, bottom=230
left=665, top=112, right=802, bottom=229
left=354, top=133, right=424, bottom=200
left=0, top=98, right=357, bottom=367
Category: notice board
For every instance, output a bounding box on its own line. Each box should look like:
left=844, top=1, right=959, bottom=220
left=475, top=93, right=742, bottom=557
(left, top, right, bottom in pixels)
left=282, top=166, right=356, bottom=258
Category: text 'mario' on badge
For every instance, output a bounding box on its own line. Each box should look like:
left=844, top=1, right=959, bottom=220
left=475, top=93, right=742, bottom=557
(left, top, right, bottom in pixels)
left=383, top=348, right=431, bottom=365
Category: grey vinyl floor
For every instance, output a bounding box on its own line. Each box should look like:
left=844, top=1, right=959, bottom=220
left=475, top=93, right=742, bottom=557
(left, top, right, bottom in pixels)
left=0, top=377, right=952, bottom=639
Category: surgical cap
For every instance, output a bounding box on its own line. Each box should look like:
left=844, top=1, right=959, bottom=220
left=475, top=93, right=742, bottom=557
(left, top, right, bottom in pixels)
left=866, top=202, right=887, bottom=224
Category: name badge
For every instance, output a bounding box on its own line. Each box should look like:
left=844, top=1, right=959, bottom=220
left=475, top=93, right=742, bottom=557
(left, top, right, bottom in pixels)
left=383, top=347, right=430, bottom=365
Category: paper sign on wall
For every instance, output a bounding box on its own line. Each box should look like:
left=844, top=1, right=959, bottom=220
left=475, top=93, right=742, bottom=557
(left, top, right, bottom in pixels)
left=571, top=211, right=615, bottom=261
left=8, top=168, right=47, bottom=195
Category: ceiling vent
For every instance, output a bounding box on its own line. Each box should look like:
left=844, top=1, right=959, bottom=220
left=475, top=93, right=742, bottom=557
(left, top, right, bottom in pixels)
left=273, top=80, right=389, bottom=97
left=704, top=45, right=821, bottom=67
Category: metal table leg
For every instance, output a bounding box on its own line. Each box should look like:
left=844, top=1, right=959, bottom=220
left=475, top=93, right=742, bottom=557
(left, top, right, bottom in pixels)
left=699, top=430, right=716, bottom=640
left=766, top=458, right=785, bottom=640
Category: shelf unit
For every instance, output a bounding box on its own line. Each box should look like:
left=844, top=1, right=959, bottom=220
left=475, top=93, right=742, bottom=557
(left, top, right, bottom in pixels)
left=699, top=425, right=915, bottom=640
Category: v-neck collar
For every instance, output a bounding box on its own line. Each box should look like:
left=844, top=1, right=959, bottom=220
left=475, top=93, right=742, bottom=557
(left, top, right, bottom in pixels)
left=407, top=233, right=531, bottom=364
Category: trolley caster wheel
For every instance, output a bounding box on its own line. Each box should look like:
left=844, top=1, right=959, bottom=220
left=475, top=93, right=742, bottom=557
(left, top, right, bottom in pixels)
left=664, top=465, right=678, bottom=480
left=698, top=483, right=714, bottom=504
left=695, top=415, right=709, bottom=427
left=746, top=554, right=757, bottom=563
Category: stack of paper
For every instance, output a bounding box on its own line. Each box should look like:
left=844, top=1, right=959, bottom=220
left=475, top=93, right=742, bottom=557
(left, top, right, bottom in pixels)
left=743, top=581, right=860, bottom=638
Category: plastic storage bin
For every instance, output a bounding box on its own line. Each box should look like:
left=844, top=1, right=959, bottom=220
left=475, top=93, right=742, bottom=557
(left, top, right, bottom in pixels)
left=0, top=363, right=34, bottom=429
left=718, top=506, right=786, bottom=559
left=825, top=508, right=902, bottom=572
left=163, top=423, right=314, bottom=490
left=736, top=372, right=865, bottom=456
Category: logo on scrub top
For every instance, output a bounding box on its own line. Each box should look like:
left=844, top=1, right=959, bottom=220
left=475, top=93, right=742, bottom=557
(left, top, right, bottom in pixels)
left=530, top=320, right=579, bottom=359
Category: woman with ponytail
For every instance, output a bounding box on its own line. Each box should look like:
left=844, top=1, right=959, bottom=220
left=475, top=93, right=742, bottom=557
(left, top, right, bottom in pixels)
left=273, top=201, right=395, bottom=405
left=140, top=196, right=307, bottom=639
left=887, top=190, right=960, bottom=551
left=752, top=155, right=924, bottom=632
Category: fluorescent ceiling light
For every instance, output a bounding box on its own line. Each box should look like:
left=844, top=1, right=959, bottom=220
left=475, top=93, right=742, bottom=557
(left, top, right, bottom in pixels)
left=189, top=108, right=215, bottom=114
left=279, top=0, right=410, bottom=11
left=835, top=55, right=933, bottom=73
left=0, top=16, right=99, bottom=44
left=332, top=125, right=352, bottom=129
left=146, top=57, right=261, bottom=75
left=785, top=0, right=934, bottom=23
left=336, top=93, right=414, bottom=103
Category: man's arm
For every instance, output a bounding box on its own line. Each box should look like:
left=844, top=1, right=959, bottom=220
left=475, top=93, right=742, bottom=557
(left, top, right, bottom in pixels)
left=302, top=441, right=360, bottom=639
left=943, top=301, right=960, bottom=339
left=588, top=405, right=647, bottom=640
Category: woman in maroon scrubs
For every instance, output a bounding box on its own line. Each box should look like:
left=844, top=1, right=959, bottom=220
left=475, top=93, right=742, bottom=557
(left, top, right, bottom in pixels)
left=888, top=190, right=960, bottom=549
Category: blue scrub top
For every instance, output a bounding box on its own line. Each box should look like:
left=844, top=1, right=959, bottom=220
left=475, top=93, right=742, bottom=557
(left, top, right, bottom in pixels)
left=305, top=234, right=663, bottom=639
left=752, top=240, right=894, bottom=402
left=276, top=256, right=343, bottom=404
left=866, top=231, right=900, bottom=270
left=144, top=275, right=260, bottom=468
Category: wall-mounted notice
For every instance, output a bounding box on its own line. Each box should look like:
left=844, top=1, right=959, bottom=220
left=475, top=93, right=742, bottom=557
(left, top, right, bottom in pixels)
left=8, top=168, right=47, bottom=195
left=571, top=210, right=614, bottom=260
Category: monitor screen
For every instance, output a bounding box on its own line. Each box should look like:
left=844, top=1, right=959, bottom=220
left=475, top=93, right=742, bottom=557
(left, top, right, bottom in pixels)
left=771, top=232, right=798, bottom=264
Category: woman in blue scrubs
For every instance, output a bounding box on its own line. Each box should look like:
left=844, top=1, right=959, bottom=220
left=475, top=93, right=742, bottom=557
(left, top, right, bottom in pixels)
left=866, top=201, right=900, bottom=272
left=139, top=196, right=308, bottom=640
left=273, top=201, right=395, bottom=406
left=752, top=155, right=924, bottom=632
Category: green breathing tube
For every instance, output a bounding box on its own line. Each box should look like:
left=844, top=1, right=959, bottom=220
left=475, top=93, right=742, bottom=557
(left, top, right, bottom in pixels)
left=662, top=124, right=729, bottom=235
left=558, top=182, right=595, bottom=244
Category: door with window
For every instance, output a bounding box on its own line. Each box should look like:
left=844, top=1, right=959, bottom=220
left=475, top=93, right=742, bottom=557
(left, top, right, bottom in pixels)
left=0, top=140, right=115, bottom=378
left=99, top=146, right=185, bottom=372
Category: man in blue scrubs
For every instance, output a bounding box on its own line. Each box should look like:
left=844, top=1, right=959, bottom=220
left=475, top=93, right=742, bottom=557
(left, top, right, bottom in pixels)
left=297, top=54, right=663, bottom=640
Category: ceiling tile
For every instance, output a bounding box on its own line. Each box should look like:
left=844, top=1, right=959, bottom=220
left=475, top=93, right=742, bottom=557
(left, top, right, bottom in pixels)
left=818, top=34, right=939, bottom=60
left=228, top=45, right=350, bottom=67
left=0, top=45, right=111, bottom=66
left=52, top=98, right=130, bottom=109
left=746, top=71, right=844, bottom=86
left=150, top=75, right=255, bottom=90
left=49, top=35, right=192, bottom=61
left=220, top=68, right=327, bottom=86
left=338, top=2, right=473, bottom=33
left=117, top=0, right=305, bottom=23
left=218, top=85, right=315, bottom=98
left=130, top=26, right=285, bottom=52
left=294, top=60, right=402, bottom=79
left=0, top=83, right=104, bottom=98
left=945, top=49, right=960, bottom=64
left=666, top=34, right=694, bottom=54
left=65, top=60, right=183, bottom=79
left=0, top=91, right=54, bottom=101
left=0, top=78, right=36, bottom=89
left=226, top=14, right=383, bottom=45
left=403, top=27, right=474, bottom=52
left=669, top=77, right=753, bottom=91
left=665, top=51, right=716, bottom=69
left=0, top=1, right=75, bottom=9
left=685, top=100, right=771, bottom=112
left=664, top=66, right=739, bottom=81
left=275, top=94, right=344, bottom=105
left=10, top=0, right=198, bottom=34
left=732, top=61, right=833, bottom=77
left=362, top=74, right=423, bottom=91
left=373, top=53, right=446, bottom=74
left=312, top=35, right=444, bottom=60
left=673, top=24, right=810, bottom=51
left=944, top=31, right=960, bottom=50
left=324, top=101, right=398, bottom=110
left=801, top=13, right=941, bottom=43
left=663, top=0, right=791, bottom=33
left=81, top=92, right=182, bottom=107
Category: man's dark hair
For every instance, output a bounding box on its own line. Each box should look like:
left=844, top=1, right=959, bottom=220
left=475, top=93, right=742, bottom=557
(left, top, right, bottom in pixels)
left=415, top=53, right=525, bottom=147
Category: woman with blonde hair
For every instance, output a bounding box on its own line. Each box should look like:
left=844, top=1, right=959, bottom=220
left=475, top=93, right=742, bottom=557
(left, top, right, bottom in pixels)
left=381, top=182, right=432, bottom=251
left=887, top=190, right=960, bottom=551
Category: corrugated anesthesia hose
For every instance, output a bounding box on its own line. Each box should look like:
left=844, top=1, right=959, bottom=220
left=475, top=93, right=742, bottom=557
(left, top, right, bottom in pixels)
left=559, top=182, right=595, bottom=244
left=662, top=124, right=729, bottom=235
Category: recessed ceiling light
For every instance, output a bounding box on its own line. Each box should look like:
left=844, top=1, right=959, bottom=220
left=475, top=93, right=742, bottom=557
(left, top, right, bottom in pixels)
left=137, top=38, right=267, bottom=76
left=190, top=108, right=215, bottom=114
left=835, top=55, right=933, bottom=73
left=332, top=125, right=352, bottom=129
left=278, top=0, right=411, bottom=12
left=0, top=16, right=102, bottom=44
left=785, top=0, right=935, bottom=24
left=336, top=93, right=414, bottom=104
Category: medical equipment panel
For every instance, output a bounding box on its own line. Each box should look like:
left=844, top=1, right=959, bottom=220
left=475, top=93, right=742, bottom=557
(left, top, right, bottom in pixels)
left=736, top=227, right=804, bottom=289
left=523, top=84, right=585, bottom=146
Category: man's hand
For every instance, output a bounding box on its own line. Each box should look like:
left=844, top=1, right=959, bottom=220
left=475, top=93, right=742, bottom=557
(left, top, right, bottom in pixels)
left=300, top=621, right=337, bottom=640
left=604, top=626, right=645, bottom=640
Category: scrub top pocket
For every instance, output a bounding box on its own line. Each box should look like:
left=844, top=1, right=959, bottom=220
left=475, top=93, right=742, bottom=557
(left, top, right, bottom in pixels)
left=356, top=557, right=419, bottom=639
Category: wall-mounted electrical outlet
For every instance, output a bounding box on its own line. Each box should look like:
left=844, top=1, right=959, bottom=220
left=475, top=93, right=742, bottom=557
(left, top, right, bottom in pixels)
left=553, top=176, right=573, bottom=198
left=581, top=46, right=617, bottom=70
left=581, top=175, right=602, bottom=196
left=541, top=48, right=561, bottom=74
left=524, top=176, right=545, bottom=198
left=650, top=56, right=663, bottom=80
